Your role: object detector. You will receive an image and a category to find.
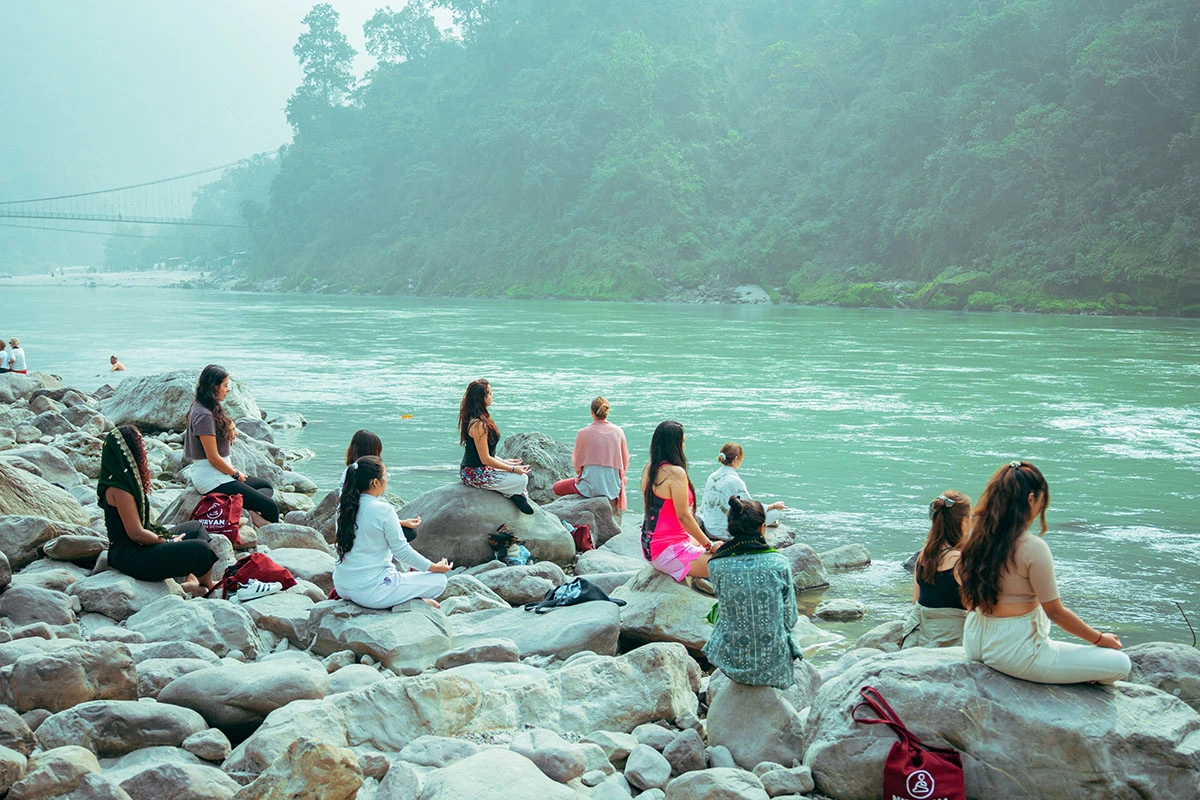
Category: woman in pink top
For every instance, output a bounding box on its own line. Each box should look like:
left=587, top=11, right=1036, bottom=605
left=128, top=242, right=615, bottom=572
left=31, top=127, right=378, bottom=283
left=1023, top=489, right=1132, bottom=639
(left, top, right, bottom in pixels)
left=639, top=420, right=720, bottom=581
left=552, top=396, right=630, bottom=511
left=957, top=460, right=1130, bottom=684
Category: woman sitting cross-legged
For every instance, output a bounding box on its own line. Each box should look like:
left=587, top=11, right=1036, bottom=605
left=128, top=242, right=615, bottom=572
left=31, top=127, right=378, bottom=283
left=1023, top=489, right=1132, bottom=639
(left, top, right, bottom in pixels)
left=640, top=420, right=720, bottom=581
left=99, top=426, right=219, bottom=597
left=332, top=456, right=452, bottom=609
left=957, top=460, right=1130, bottom=684
left=699, top=442, right=787, bottom=540
left=702, top=496, right=801, bottom=688
left=457, top=378, right=534, bottom=514
left=552, top=396, right=630, bottom=512
left=900, top=489, right=971, bottom=648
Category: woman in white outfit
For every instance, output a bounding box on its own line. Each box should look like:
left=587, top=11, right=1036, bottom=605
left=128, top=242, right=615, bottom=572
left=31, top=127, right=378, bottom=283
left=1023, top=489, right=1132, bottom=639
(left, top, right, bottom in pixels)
left=332, top=456, right=451, bottom=609
left=957, top=460, right=1130, bottom=684
left=699, top=442, right=786, bottom=540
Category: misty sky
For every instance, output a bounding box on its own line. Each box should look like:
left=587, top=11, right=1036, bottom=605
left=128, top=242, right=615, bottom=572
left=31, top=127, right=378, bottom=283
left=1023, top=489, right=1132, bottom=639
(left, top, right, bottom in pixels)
left=0, top=0, right=385, bottom=197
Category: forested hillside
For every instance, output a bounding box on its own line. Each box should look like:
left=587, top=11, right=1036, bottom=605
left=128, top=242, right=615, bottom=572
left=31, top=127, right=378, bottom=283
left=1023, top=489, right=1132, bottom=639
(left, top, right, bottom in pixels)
left=250, top=0, right=1200, bottom=314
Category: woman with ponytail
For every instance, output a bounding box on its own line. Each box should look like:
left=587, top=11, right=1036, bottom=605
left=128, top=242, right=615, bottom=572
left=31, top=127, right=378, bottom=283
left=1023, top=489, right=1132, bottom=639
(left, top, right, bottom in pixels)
left=900, top=489, right=971, bottom=648
left=640, top=421, right=720, bottom=581
left=552, top=396, right=630, bottom=511
left=699, top=442, right=787, bottom=540
left=702, top=496, right=801, bottom=688
left=332, top=456, right=451, bottom=609
left=956, top=461, right=1130, bottom=684
left=184, top=364, right=279, bottom=526
left=458, top=379, right=535, bottom=514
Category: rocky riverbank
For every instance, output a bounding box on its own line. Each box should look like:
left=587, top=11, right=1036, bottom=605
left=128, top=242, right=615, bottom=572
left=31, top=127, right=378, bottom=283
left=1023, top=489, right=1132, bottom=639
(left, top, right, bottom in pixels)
left=1, top=369, right=1198, bottom=799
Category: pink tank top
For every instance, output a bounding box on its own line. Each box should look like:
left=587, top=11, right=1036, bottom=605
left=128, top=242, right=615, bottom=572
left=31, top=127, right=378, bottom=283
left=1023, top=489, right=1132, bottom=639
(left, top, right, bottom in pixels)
left=648, top=487, right=694, bottom=559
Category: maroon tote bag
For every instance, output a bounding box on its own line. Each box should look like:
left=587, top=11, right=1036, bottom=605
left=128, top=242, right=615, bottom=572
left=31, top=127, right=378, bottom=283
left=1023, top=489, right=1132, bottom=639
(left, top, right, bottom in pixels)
left=853, top=685, right=966, bottom=800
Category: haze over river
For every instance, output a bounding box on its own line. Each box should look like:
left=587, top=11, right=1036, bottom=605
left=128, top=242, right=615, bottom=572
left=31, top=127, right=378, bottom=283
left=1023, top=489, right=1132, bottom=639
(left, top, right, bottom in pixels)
left=10, top=285, right=1199, bottom=651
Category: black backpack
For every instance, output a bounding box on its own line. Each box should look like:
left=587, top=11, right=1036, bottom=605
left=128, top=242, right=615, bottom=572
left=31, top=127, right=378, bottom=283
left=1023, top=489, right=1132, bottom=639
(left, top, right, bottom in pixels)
left=523, top=577, right=628, bottom=614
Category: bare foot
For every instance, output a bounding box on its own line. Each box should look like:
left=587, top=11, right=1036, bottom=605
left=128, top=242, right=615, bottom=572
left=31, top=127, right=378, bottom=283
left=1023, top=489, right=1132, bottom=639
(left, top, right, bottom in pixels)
left=422, top=598, right=441, bottom=609
left=180, top=576, right=206, bottom=597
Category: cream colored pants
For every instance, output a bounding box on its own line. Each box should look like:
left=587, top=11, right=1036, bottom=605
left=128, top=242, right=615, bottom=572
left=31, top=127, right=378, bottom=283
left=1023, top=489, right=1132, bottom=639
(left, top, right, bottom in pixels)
left=963, top=607, right=1130, bottom=685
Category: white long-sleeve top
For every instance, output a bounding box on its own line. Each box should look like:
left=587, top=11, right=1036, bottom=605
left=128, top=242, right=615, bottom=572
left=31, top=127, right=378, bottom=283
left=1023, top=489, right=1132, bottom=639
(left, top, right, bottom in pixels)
left=332, top=494, right=432, bottom=594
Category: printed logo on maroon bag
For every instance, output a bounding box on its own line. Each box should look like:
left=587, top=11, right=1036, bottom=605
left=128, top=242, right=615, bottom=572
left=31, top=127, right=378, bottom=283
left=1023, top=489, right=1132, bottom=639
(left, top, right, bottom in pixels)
left=907, top=770, right=935, bottom=799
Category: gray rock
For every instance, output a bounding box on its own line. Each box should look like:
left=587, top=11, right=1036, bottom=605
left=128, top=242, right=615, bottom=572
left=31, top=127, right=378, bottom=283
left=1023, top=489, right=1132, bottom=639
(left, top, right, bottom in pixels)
left=632, top=723, right=677, bottom=752
left=236, top=417, right=274, bottom=443
left=435, top=638, right=521, bottom=670
left=663, top=768, right=769, bottom=800
left=126, top=640, right=222, bottom=665
left=509, top=727, right=587, bottom=782
left=234, top=737, right=363, bottom=800
left=101, top=370, right=261, bottom=433
left=267, top=412, right=306, bottom=430
left=446, top=602, right=621, bottom=659
left=610, top=567, right=716, bottom=651
left=283, top=489, right=338, bottom=543
left=814, top=598, right=866, bottom=622
left=496, top=431, right=574, bottom=505
left=42, top=533, right=109, bottom=561
left=577, top=570, right=639, bottom=595
left=760, top=765, right=815, bottom=796
left=855, top=620, right=904, bottom=652
left=126, top=596, right=260, bottom=658
left=0, top=551, right=9, bottom=591
left=0, top=584, right=76, bottom=626
left=580, top=741, right=615, bottom=776
left=475, top=565, right=556, bottom=605
left=309, top=598, right=450, bottom=676
left=818, top=647, right=886, bottom=684
left=7, top=641, right=137, bottom=713
left=0, top=745, right=24, bottom=796
left=542, top=494, right=622, bottom=546
left=32, top=410, right=77, bottom=437
left=399, top=482, right=575, bottom=567
left=157, top=488, right=202, bottom=527
left=135, top=657, right=223, bottom=699
left=662, top=728, right=706, bottom=776
left=817, top=544, right=871, bottom=569
left=777, top=544, right=829, bottom=591
left=266, top=547, right=335, bottom=593
left=157, top=659, right=329, bottom=730
left=417, top=749, right=575, bottom=800
left=100, top=745, right=206, bottom=787
left=118, top=761, right=239, bottom=800
left=69, top=571, right=183, bottom=622
left=804, top=647, right=1200, bottom=800
left=0, top=705, right=35, bottom=756
left=591, top=774, right=635, bottom=799
left=375, top=758, right=421, bottom=799
left=575, top=548, right=644, bottom=575
left=7, top=744, right=100, bottom=799
left=327, top=663, right=386, bottom=694
left=0, top=444, right=87, bottom=487
left=706, top=681, right=806, bottom=770
left=1127, top=641, right=1200, bottom=714
left=238, top=591, right=316, bottom=648
left=582, top=731, right=639, bottom=769
left=36, top=700, right=207, bottom=758
left=398, top=735, right=481, bottom=767
left=706, top=745, right=736, bottom=769
left=10, top=561, right=89, bottom=592
left=255, top=522, right=331, bottom=554
left=0, top=514, right=92, bottom=570
left=625, top=744, right=672, bottom=791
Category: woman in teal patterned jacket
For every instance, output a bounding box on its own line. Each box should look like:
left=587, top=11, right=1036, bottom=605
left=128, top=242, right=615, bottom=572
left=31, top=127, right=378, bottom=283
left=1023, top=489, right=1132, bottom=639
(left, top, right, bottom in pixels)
left=702, top=496, right=802, bottom=688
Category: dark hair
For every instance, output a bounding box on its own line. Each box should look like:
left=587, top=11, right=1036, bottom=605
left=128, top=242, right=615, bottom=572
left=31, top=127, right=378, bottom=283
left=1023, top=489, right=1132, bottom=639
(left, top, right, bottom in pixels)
left=644, top=420, right=694, bottom=512
left=118, top=424, right=154, bottom=496
left=458, top=378, right=498, bottom=446
left=591, top=396, right=610, bottom=420
left=958, top=461, right=1050, bottom=614
left=717, top=442, right=743, bottom=465
left=336, top=456, right=385, bottom=559
left=916, top=489, right=972, bottom=585
left=345, top=430, right=383, bottom=465
left=195, top=364, right=236, bottom=443
left=727, top=496, right=766, bottom=538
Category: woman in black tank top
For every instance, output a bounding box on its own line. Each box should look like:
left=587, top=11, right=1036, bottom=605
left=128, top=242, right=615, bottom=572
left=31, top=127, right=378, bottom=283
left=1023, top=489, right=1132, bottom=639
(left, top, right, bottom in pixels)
left=900, top=489, right=971, bottom=648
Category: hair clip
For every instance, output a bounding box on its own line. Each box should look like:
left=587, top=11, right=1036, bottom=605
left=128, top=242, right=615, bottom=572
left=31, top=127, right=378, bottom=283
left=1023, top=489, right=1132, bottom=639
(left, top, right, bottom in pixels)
left=938, top=495, right=954, bottom=507
left=351, top=462, right=359, bottom=470
left=928, top=496, right=954, bottom=519
left=1010, top=460, right=1023, bottom=469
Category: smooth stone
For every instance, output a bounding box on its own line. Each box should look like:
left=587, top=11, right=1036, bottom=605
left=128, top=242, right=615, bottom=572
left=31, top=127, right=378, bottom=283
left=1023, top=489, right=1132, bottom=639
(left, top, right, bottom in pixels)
left=446, top=602, right=620, bottom=659
left=541, top=494, right=622, bottom=546
left=266, top=547, right=335, bottom=593
left=36, top=700, right=207, bottom=758
left=238, top=591, right=316, bottom=648
left=662, top=728, right=707, bottom=776
left=327, top=663, right=387, bottom=694
left=855, top=620, right=904, bottom=653
left=118, top=761, right=239, bottom=800
left=126, top=595, right=260, bottom=658
left=777, top=544, right=829, bottom=591
left=663, top=768, right=769, bottom=800
left=1127, top=641, right=1200, bottom=714
left=496, top=431, right=574, bottom=506
left=434, top=637, right=521, bottom=670
left=255, top=522, right=331, bottom=555
left=158, top=660, right=329, bottom=730
left=7, top=744, right=100, bottom=799
left=6, top=641, right=137, bottom=713
left=309, top=598, right=450, bottom=676
left=575, top=548, right=644, bottom=575
left=581, top=730, right=638, bottom=769
left=760, top=765, right=815, bottom=795
left=0, top=513, right=92, bottom=570
left=397, top=735, right=481, bottom=768
left=0, top=745, right=24, bottom=796
left=813, top=598, right=867, bottom=622
left=0, top=705, right=35, bottom=756
left=509, top=727, right=587, bottom=782
left=182, top=728, right=232, bottom=762
left=233, top=738, right=363, bottom=800
left=624, top=744, right=672, bottom=791
left=417, top=748, right=575, bottom=800
left=631, top=723, right=677, bottom=751
left=0, top=585, right=76, bottom=627
left=69, top=571, right=183, bottom=622
left=817, top=544, right=871, bottom=569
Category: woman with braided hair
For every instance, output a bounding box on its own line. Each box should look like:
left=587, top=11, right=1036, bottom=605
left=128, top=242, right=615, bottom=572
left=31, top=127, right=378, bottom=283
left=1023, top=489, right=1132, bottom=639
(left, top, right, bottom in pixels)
left=900, top=489, right=971, bottom=648
left=956, top=460, right=1130, bottom=684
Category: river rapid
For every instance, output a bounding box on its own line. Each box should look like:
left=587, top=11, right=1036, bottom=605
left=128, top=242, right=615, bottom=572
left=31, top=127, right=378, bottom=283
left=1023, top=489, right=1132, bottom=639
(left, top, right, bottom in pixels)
left=9, top=285, right=1199, bottom=652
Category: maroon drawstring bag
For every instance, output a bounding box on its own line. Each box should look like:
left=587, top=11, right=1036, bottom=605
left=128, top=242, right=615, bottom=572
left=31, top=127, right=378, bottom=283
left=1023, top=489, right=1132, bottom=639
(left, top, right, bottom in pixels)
left=853, top=686, right=966, bottom=800
left=190, top=492, right=244, bottom=544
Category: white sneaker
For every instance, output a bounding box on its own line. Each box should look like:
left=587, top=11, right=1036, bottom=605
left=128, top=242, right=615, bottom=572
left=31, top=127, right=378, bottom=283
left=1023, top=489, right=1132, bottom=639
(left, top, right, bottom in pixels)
left=236, top=578, right=282, bottom=603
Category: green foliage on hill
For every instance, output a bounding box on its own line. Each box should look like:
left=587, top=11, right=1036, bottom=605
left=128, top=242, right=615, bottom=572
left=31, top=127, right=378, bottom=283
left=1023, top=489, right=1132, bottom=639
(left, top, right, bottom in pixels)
left=249, top=0, right=1200, bottom=315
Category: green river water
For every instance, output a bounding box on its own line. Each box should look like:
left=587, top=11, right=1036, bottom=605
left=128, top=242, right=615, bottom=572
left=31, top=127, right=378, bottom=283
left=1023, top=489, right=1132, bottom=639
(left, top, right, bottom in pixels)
left=7, top=286, right=1199, bottom=654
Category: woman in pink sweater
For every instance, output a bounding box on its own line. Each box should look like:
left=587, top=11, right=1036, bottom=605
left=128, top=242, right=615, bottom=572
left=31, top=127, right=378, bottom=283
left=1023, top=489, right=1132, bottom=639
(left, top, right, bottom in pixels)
left=552, top=396, right=630, bottom=511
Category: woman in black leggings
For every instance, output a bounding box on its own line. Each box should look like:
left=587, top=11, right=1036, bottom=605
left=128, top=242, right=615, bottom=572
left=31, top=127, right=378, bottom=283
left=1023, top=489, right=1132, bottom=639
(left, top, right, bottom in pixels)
left=100, top=426, right=219, bottom=596
left=183, top=364, right=280, bottom=526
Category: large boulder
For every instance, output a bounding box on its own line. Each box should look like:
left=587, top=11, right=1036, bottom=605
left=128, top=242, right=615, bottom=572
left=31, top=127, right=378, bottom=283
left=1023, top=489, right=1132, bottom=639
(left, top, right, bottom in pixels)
left=126, top=596, right=261, bottom=659
left=266, top=547, right=335, bottom=593
left=418, top=748, right=576, bottom=800
left=0, top=372, right=61, bottom=404
left=157, top=659, right=329, bottom=732
left=118, top=761, right=239, bottom=800
left=705, top=667, right=818, bottom=769
left=446, top=602, right=622, bottom=659
left=136, top=657, right=219, bottom=700
left=0, top=584, right=76, bottom=626
left=497, top=432, right=574, bottom=505
left=6, top=744, right=100, bottom=799
left=223, top=642, right=700, bottom=777
left=54, top=431, right=107, bottom=479
left=36, top=699, right=208, bottom=758
left=5, top=641, right=137, bottom=713
left=0, top=444, right=88, bottom=487
left=2, top=459, right=92, bottom=521
left=239, top=591, right=317, bottom=648
left=309, top=599, right=451, bottom=675
left=542, top=494, right=622, bottom=546
left=1127, top=641, right=1200, bottom=714
left=400, top=483, right=575, bottom=567
left=101, top=369, right=261, bottom=432
left=69, top=571, right=183, bottom=622
left=235, top=737, right=362, bottom=800
left=0, top=515, right=96, bottom=571
left=804, top=647, right=1200, bottom=800
left=284, top=489, right=339, bottom=543
left=255, top=522, right=331, bottom=555
left=778, top=543, right=829, bottom=591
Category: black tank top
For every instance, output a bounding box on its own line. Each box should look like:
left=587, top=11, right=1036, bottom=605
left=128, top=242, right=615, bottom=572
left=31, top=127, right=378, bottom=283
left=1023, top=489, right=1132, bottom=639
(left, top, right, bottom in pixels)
left=917, top=568, right=966, bottom=609
left=461, top=420, right=499, bottom=468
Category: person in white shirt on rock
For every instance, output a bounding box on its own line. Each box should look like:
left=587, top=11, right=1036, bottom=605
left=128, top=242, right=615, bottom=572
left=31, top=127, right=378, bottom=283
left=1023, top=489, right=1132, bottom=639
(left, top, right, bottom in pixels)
left=332, top=455, right=451, bottom=609
left=6, top=338, right=27, bottom=374
left=0, top=341, right=10, bottom=373
left=699, top=442, right=786, bottom=540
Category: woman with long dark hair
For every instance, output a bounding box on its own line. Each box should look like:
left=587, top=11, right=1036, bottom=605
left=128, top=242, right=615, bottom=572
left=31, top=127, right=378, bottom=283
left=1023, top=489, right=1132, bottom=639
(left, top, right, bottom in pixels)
left=552, top=396, right=630, bottom=512
left=458, top=378, right=534, bottom=514
left=183, top=364, right=279, bottom=526
left=640, top=420, right=719, bottom=581
left=99, top=425, right=218, bottom=596
left=332, top=456, right=451, bottom=609
left=703, top=496, right=800, bottom=687
left=957, top=461, right=1130, bottom=684
left=900, top=489, right=971, bottom=648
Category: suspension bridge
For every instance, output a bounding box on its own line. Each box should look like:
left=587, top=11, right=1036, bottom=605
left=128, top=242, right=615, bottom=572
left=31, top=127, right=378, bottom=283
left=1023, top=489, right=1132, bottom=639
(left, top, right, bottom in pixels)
left=0, top=149, right=280, bottom=237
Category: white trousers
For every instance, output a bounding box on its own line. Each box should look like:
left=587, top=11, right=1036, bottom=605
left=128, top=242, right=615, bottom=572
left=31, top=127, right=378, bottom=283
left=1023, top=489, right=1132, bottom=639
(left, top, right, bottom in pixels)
left=461, top=466, right=529, bottom=496
left=338, top=568, right=447, bottom=610
left=963, top=607, right=1131, bottom=685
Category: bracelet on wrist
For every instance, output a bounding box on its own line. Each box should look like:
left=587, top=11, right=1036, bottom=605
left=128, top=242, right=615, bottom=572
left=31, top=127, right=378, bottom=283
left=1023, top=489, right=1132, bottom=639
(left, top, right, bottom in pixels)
left=1092, top=630, right=1104, bottom=644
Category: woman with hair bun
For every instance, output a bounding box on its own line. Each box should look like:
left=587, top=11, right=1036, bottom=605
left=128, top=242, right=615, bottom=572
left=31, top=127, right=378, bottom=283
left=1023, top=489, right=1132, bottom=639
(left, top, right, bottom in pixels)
left=641, top=420, right=720, bottom=581
left=332, top=456, right=451, bottom=609
left=552, top=396, right=630, bottom=511
left=702, top=496, right=801, bottom=687
left=699, top=442, right=786, bottom=540
left=900, top=489, right=971, bottom=648
left=183, top=364, right=279, bottom=527
left=956, top=460, right=1130, bottom=684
